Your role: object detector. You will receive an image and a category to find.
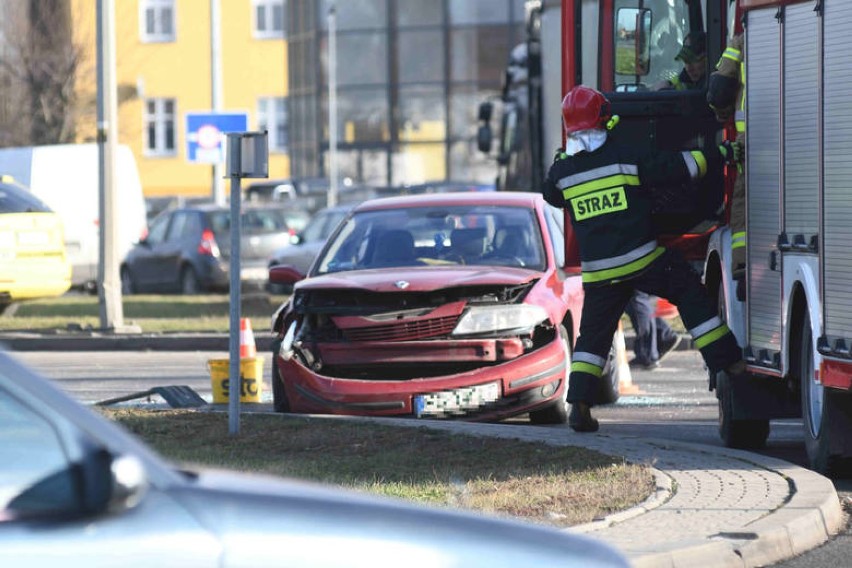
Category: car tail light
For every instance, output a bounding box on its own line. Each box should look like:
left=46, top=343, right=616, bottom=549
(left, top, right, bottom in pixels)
left=288, top=228, right=296, bottom=237
left=198, top=229, right=220, bottom=256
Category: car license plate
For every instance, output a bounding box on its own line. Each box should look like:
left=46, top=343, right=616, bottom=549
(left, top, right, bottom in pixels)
left=414, top=382, right=500, bottom=418
left=240, top=267, right=267, bottom=281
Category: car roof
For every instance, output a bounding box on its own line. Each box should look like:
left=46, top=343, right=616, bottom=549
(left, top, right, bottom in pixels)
left=353, top=191, right=542, bottom=212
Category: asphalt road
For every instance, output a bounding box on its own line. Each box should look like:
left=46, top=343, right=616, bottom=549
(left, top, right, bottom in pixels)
left=13, top=348, right=852, bottom=567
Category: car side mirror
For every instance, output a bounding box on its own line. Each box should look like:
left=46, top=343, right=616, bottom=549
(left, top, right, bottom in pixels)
left=269, top=264, right=305, bottom=285
left=7, top=450, right=147, bottom=520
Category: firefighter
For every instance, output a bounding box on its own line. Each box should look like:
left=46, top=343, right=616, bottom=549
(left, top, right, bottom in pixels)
left=542, top=85, right=746, bottom=432
left=707, top=32, right=746, bottom=300
left=654, top=31, right=708, bottom=91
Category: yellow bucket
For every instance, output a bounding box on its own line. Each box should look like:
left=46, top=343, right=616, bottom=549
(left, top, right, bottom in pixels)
left=207, top=357, right=264, bottom=403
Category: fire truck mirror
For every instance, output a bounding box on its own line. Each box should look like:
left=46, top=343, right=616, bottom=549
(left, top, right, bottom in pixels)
left=616, top=7, right=652, bottom=77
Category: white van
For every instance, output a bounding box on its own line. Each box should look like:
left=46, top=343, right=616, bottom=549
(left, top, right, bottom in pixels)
left=0, top=144, right=147, bottom=290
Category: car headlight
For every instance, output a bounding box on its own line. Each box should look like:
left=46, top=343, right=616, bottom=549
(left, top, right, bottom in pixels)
left=451, top=305, right=549, bottom=336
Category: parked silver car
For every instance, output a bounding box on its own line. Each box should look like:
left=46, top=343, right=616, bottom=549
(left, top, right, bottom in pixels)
left=0, top=350, right=629, bottom=567
left=266, top=203, right=355, bottom=292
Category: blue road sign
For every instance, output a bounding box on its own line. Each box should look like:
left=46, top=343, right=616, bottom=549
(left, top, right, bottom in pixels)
left=186, top=112, right=249, bottom=164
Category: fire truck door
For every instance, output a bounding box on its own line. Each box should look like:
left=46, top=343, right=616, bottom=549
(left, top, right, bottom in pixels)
left=823, top=1, right=852, bottom=353
left=746, top=7, right=783, bottom=369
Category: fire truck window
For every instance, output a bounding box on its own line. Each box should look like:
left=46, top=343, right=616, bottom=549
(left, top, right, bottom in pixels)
left=613, top=0, right=691, bottom=91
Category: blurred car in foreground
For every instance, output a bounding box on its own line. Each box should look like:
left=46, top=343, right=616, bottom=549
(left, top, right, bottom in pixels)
left=122, top=204, right=309, bottom=294
left=0, top=176, right=71, bottom=307
left=266, top=203, right=355, bottom=291
left=269, top=192, right=618, bottom=422
left=0, top=350, right=629, bottom=567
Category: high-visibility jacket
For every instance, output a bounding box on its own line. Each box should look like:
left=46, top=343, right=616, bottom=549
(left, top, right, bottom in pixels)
left=542, top=138, right=724, bottom=286
left=709, top=34, right=745, bottom=134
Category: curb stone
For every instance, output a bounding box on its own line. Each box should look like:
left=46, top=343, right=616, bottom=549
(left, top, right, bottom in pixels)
left=322, top=416, right=843, bottom=568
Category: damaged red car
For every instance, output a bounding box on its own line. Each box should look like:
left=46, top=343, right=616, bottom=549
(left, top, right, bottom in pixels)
left=268, top=191, right=618, bottom=423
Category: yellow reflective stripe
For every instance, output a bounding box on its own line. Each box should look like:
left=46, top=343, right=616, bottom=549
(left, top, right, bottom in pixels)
left=571, top=361, right=604, bottom=377
left=690, top=151, right=708, bottom=178
left=723, top=47, right=742, bottom=61
left=561, top=174, right=641, bottom=201
left=731, top=231, right=746, bottom=250
left=694, top=324, right=732, bottom=349
left=735, top=121, right=745, bottom=133
left=582, top=246, right=665, bottom=284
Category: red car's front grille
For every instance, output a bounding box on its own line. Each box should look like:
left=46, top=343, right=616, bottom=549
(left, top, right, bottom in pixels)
left=342, top=315, right=459, bottom=342
left=331, top=300, right=467, bottom=343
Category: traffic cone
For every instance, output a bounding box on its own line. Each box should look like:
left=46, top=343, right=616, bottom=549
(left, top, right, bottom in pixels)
left=614, top=321, right=640, bottom=395
left=240, top=318, right=257, bottom=358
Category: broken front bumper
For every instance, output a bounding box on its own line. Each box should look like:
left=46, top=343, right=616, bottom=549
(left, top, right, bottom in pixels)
left=275, top=334, right=567, bottom=421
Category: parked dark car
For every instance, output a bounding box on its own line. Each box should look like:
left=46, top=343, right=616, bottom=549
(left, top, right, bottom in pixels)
left=0, top=349, right=630, bottom=567
left=266, top=204, right=355, bottom=291
left=121, top=204, right=310, bottom=294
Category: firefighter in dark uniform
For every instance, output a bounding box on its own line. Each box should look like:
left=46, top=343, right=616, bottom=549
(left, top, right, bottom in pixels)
left=542, top=85, right=746, bottom=432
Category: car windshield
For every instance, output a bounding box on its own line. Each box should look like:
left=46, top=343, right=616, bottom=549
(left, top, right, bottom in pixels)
left=208, top=208, right=309, bottom=235
left=0, top=182, right=52, bottom=214
left=315, top=204, right=546, bottom=274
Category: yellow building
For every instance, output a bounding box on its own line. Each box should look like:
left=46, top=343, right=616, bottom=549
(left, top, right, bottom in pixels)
left=71, top=0, right=289, bottom=198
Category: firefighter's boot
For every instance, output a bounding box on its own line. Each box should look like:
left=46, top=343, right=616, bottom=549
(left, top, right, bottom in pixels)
left=569, top=402, right=599, bottom=433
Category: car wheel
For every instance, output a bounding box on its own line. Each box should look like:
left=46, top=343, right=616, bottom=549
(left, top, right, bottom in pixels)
left=180, top=266, right=201, bottom=295
left=120, top=267, right=136, bottom=295
left=529, top=325, right=570, bottom=425
left=271, top=353, right=291, bottom=413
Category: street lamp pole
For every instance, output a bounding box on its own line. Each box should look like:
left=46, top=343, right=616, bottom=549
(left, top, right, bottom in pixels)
left=327, top=3, right=338, bottom=207
left=211, top=0, right=225, bottom=205
left=96, top=0, right=124, bottom=330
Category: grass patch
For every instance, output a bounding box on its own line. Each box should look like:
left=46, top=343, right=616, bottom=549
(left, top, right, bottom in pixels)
left=1, top=294, right=287, bottom=333
left=105, top=409, right=654, bottom=528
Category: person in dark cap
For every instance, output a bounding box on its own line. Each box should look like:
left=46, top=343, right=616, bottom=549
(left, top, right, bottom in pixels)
left=654, top=31, right=707, bottom=91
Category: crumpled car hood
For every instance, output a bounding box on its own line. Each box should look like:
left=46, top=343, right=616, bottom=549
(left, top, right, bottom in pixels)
left=296, top=266, right=538, bottom=293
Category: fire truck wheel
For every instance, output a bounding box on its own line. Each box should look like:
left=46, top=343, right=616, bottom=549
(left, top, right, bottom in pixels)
left=799, top=318, right=852, bottom=475
left=530, top=325, right=571, bottom=424
left=716, top=371, right=770, bottom=449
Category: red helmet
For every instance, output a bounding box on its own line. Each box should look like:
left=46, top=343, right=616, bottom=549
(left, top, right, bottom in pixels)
left=561, top=86, right=611, bottom=134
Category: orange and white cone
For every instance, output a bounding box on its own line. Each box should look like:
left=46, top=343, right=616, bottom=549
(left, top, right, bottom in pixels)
left=614, top=321, right=640, bottom=395
left=240, top=318, right=257, bottom=358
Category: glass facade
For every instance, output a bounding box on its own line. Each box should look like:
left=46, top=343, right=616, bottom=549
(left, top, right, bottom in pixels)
left=287, top=0, right=525, bottom=187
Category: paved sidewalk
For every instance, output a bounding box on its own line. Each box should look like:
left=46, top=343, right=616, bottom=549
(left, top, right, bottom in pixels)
left=357, top=417, right=844, bottom=568
left=2, top=331, right=844, bottom=566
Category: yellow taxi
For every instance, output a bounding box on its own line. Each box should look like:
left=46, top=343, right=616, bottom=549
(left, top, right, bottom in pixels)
left=0, top=175, right=71, bottom=305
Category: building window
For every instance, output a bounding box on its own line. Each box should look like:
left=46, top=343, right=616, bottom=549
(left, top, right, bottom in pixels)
left=140, top=0, right=176, bottom=43
left=257, top=97, right=287, bottom=152
left=144, top=98, right=176, bottom=156
left=253, top=0, right=286, bottom=38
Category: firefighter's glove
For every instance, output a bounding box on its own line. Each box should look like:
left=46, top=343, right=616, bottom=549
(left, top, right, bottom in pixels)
left=718, top=140, right=744, bottom=166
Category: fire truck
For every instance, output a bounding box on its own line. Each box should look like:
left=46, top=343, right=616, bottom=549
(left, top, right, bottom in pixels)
left=480, top=0, right=852, bottom=474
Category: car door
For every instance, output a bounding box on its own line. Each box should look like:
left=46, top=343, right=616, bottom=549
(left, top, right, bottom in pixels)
left=130, top=212, right=171, bottom=291
left=0, top=364, right=219, bottom=566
